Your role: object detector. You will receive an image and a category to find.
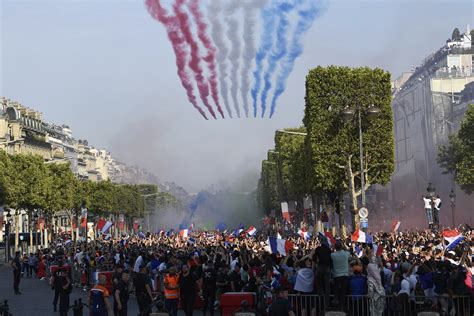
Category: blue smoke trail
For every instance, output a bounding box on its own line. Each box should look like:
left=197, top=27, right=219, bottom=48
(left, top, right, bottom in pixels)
left=269, top=1, right=326, bottom=117
left=251, top=0, right=277, bottom=118
left=260, top=1, right=295, bottom=118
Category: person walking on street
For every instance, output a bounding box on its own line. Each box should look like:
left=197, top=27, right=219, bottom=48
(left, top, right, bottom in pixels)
left=114, top=270, right=130, bottom=316
left=52, top=261, right=65, bottom=312
left=134, top=265, right=154, bottom=316
left=89, top=274, right=113, bottom=316
left=164, top=266, right=180, bottom=316
left=58, top=269, right=72, bottom=316
left=11, top=251, right=22, bottom=295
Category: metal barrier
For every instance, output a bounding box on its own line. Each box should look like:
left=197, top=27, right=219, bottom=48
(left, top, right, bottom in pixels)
left=287, top=294, right=472, bottom=316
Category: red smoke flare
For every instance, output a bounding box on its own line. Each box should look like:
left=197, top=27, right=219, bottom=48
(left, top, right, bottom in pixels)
left=145, top=0, right=208, bottom=120
left=173, top=0, right=217, bottom=119
left=188, top=0, right=225, bottom=119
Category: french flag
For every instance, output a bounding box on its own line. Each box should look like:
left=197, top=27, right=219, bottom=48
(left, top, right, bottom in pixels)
left=351, top=229, right=372, bottom=244
left=373, top=244, right=384, bottom=257
left=298, top=229, right=311, bottom=241
left=392, top=220, right=401, bottom=232
left=319, top=232, right=336, bottom=246
left=246, top=226, right=257, bottom=236
left=442, top=229, right=465, bottom=250
left=179, top=229, right=189, bottom=238
left=268, top=237, right=293, bottom=256
left=101, top=221, right=113, bottom=234
left=96, top=218, right=106, bottom=231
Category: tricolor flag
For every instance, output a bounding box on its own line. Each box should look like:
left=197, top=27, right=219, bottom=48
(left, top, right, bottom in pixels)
left=355, top=244, right=363, bottom=257
left=281, top=202, right=290, bottom=223
left=392, top=220, right=401, bottom=232
left=298, top=229, right=311, bottom=241
left=188, top=237, right=196, bottom=244
left=351, top=229, right=372, bottom=244
left=101, top=221, right=113, bottom=234
left=80, top=208, right=88, bottom=228
left=442, top=229, right=465, bottom=250
left=318, top=232, right=336, bottom=246
left=246, top=226, right=257, bottom=236
left=373, top=244, right=384, bottom=257
left=267, top=237, right=293, bottom=256
left=179, top=229, right=189, bottom=238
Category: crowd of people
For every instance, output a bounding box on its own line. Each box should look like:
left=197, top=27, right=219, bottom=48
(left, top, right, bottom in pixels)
left=9, top=223, right=474, bottom=316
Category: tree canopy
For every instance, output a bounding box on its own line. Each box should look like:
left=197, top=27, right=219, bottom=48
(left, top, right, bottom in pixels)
left=438, top=104, right=474, bottom=194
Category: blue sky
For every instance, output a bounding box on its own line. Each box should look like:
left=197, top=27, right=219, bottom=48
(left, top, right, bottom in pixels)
left=1, top=0, right=473, bottom=191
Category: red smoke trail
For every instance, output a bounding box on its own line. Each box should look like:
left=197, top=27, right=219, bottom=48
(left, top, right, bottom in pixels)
left=173, top=0, right=217, bottom=120
left=188, top=0, right=224, bottom=119
left=145, top=0, right=208, bottom=120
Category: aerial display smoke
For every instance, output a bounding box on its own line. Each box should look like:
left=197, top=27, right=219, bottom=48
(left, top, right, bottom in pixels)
left=145, top=0, right=326, bottom=119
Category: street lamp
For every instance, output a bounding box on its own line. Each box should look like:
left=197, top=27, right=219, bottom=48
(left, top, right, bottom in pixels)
left=343, top=103, right=380, bottom=208
left=449, top=189, right=456, bottom=227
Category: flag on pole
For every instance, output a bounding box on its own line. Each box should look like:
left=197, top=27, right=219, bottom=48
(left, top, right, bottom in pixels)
left=391, top=220, right=401, bottom=232
left=246, top=226, right=257, bottom=236
left=179, top=229, right=189, bottom=238
left=351, top=229, right=372, bottom=243
left=298, top=229, right=311, bottom=241
left=442, top=229, right=465, bottom=250
left=267, top=237, right=293, bottom=256
left=101, top=221, right=113, bottom=234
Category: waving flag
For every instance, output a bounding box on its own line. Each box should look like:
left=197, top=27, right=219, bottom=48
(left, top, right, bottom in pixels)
left=392, top=220, right=401, bottom=232
left=318, top=231, right=335, bottom=246
left=355, top=244, right=363, bottom=257
left=442, top=229, right=465, bottom=250
left=298, top=229, right=311, bottom=241
left=351, top=229, right=372, bottom=243
left=267, top=237, right=293, bottom=256
left=179, top=229, right=189, bottom=238
left=101, top=221, right=113, bottom=234
left=246, top=226, right=257, bottom=236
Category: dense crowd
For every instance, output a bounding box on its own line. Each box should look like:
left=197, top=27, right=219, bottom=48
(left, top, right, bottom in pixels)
left=9, top=224, right=474, bottom=316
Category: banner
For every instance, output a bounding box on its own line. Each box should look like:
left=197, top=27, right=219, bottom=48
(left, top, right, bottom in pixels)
left=118, top=214, right=125, bottom=230
left=281, top=202, right=290, bottom=222
left=80, top=208, right=88, bottom=228
left=37, top=216, right=45, bottom=230
left=133, top=219, right=139, bottom=232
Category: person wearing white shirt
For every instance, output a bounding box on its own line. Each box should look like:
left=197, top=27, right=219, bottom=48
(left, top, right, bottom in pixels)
left=433, top=195, right=441, bottom=227
left=422, top=196, right=433, bottom=228
left=133, top=255, right=143, bottom=273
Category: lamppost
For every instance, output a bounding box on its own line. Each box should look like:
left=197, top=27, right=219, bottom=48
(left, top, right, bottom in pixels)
left=426, top=183, right=436, bottom=228
left=343, top=104, right=380, bottom=210
left=449, top=189, right=456, bottom=227
left=4, top=210, right=13, bottom=262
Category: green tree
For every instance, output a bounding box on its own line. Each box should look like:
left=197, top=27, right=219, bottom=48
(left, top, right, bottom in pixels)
left=452, top=28, right=461, bottom=40
left=304, top=66, right=395, bottom=230
left=438, top=104, right=474, bottom=194
left=274, top=127, right=308, bottom=202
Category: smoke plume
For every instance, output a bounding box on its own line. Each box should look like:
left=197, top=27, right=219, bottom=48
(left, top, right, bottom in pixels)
left=208, top=1, right=233, bottom=118
left=260, top=1, right=295, bottom=117
left=226, top=15, right=241, bottom=118
left=240, top=0, right=267, bottom=118
left=188, top=0, right=225, bottom=119
left=145, top=0, right=208, bottom=119
left=251, top=0, right=277, bottom=118
left=173, top=0, right=217, bottom=119
left=269, top=1, right=325, bottom=117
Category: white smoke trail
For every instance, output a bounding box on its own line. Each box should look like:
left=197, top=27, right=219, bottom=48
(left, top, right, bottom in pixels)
left=226, top=15, right=241, bottom=118
left=208, top=1, right=233, bottom=118
left=240, top=0, right=268, bottom=118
